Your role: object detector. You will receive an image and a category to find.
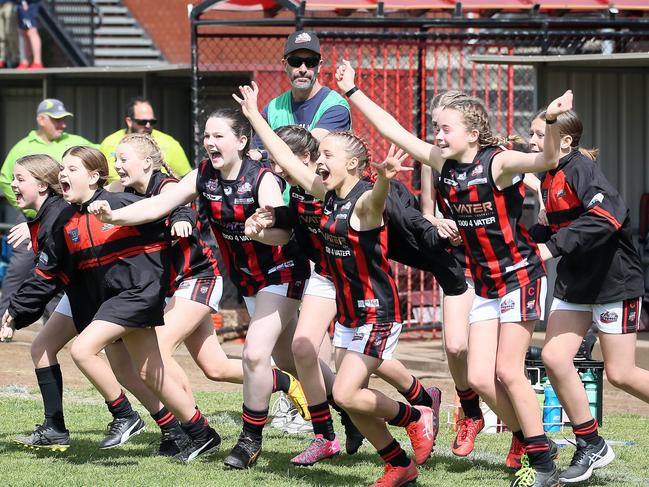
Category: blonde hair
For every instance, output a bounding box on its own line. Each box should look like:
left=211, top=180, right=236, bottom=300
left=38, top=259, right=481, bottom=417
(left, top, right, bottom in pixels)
left=443, top=95, right=523, bottom=147
left=15, top=154, right=62, bottom=194
left=326, top=131, right=371, bottom=176
left=118, top=133, right=175, bottom=177
left=62, top=146, right=109, bottom=187
left=430, top=90, right=464, bottom=114
left=534, top=109, right=599, bottom=161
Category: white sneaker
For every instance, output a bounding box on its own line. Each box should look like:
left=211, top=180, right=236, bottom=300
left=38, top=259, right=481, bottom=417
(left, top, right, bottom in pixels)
left=269, top=393, right=293, bottom=430
left=283, top=409, right=313, bottom=435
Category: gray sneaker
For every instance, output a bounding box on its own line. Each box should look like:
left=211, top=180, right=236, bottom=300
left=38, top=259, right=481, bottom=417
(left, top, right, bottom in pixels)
left=99, top=413, right=145, bottom=449
left=559, top=437, right=615, bottom=483
left=15, top=424, right=70, bottom=451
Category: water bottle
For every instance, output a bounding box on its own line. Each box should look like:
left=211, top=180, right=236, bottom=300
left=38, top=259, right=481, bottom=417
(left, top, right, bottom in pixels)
left=581, top=369, right=599, bottom=422
left=543, top=381, right=562, bottom=432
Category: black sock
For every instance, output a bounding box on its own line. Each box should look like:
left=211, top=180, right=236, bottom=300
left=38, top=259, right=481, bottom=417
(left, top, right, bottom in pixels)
left=151, top=406, right=179, bottom=432
left=181, top=408, right=209, bottom=439
left=105, top=390, right=135, bottom=419
left=35, top=365, right=66, bottom=431
left=400, top=376, right=432, bottom=408
left=378, top=439, right=410, bottom=468
left=272, top=369, right=291, bottom=394
left=572, top=418, right=600, bottom=445
left=387, top=402, right=421, bottom=427
left=456, top=387, right=482, bottom=420
left=242, top=404, right=267, bottom=441
left=525, top=434, right=554, bottom=472
left=513, top=430, right=525, bottom=442
left=309, top=402, right=335, bottom=441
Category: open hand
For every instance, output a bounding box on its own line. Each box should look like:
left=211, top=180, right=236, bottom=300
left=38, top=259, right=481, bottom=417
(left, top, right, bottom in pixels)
left=371, top=144, right=412, bottom=180
left=7, top=222, right=31, bottom=250
left=232, top=81, right=260, bottom=119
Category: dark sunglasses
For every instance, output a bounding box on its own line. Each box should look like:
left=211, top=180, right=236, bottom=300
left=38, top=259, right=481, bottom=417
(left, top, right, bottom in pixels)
left=132, top=118, right=157, bottom=126
left=285, top=55, right=320, bottom=69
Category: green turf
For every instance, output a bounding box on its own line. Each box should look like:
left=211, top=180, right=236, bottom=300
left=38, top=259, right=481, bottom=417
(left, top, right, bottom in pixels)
left=0, top=389, right=648, bottom=486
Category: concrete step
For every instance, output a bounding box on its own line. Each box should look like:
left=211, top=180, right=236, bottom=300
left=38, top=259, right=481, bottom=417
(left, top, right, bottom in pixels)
left=94, top=26, right=145, bottom=36
left=94, top=47, right=162, bottom=58
left=59, top=15, right=135, bottom=26
left=94, top=59, right=167, bottom=67
left=77, top=37, right=154, bottom=47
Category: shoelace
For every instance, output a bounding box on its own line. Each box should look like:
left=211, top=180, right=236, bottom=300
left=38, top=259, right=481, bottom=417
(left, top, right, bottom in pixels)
left=513, top=465, right=537, bottom=486
left=457, top=418, right=476, bottom=442
left=235, top=435, right=261, bottom=456
left=270, top=394, right=292, bottom=417
left=106, top=417, right=130, bottom=435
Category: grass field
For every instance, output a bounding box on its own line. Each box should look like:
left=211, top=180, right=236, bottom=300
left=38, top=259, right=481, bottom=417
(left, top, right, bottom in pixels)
left=0, top=387, right=648, bottom=487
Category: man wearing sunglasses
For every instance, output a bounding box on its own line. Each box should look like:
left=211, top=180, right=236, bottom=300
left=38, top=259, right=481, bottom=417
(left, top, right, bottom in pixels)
left=263, top=31, right=351, bottom=141
left=99, top=96, right=191, bottom=182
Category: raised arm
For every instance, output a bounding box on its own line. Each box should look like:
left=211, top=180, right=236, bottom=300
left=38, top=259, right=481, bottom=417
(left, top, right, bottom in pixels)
left=492, top=90, right=573, bottom=180
left=233, top=82, right=327, bottom=200
left=89, top=169, right=198, bottom=225
left=335, top=60, right=444, bottom=172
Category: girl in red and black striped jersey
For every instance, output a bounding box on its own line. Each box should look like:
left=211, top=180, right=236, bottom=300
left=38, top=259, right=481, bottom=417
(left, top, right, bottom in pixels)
left=88, top=108, right=311, bottom=470
left=1, top=147, right=221, bottom=462
left=235, top=82, right=436, bottom=487
left=249, top=124, right=444, bottom=468
left=528, top=110, right=649, bottom=483
left=338, top=60, right=573, bottom=486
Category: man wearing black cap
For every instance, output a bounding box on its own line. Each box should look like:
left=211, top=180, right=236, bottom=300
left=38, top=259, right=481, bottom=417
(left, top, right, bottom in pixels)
left=263, top=30, right=351, bottom=140
left=0, top=98, right=95, bottom=327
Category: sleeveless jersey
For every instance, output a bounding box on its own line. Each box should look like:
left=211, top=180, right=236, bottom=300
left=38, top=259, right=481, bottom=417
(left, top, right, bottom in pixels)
left=289, top=184, right=329, bottom=277
left=196, top=157, right=309, bottom=296
left=437, top=146, right=545, bottom=299
left=320, top=180, right=401, bottom=328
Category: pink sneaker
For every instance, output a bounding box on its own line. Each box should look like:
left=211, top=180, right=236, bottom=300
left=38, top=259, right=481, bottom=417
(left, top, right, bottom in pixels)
left=425, top=386, right=442, bottom=445
left=290, top=434, right=340, bottom=466
left=405, top=406, right=435, bottom=465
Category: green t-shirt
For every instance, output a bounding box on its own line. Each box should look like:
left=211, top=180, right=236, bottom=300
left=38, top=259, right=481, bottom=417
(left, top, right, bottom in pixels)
left=100, top=129, right=192, bottom=183
left=0, top=130, right=97, bottom=217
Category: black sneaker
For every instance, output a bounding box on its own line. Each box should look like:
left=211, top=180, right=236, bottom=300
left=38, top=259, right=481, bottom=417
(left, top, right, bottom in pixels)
left=158, top=422, right=190, bottom=457
left=559, top=437, right=615, bottom=483
left=15, top=424, right=70, bottom=451
left=99, top=412, right=146, bottom=449
left=511, top=456, right=560, bottom=487
left=223, top=432, right=262, bottom=469
left=174, top=425, right=221, bottom=463
left=339, top=409, right=364, bottom=455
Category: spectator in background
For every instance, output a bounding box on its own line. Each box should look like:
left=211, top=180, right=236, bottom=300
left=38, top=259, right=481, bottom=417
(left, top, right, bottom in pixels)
left=0, top=98, right=95, bottom=323
left=16, top=0, right=43, bottom=69
left=0, top=0, right=18, bottom=68
left=100, top=97, right=192, bottom=182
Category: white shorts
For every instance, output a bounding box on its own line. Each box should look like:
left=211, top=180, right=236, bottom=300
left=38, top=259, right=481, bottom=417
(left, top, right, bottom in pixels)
left=53, top=293, right=72, bottom=318
left=551, top=297, right=641, bottom=334
left=304, top=271, right=336, bottom=300
left=469, top=277, right=547, bottom=324
left=171, top=276, right=223, bottom=312
left=332, top=321, right=402, bottom=360
left=243, top=282, right=305, bottom=317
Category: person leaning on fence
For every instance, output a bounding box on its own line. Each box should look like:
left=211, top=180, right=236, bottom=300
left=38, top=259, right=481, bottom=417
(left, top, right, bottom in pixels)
left=0, top=0, right=19, bottom=68
left=99, top=96, right=192, bottom=183
left=0, top=98, right=95, bottom=326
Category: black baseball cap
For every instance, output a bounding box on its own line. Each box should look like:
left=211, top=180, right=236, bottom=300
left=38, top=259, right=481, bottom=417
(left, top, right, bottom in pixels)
left=284, top=31, right=321, bottom=57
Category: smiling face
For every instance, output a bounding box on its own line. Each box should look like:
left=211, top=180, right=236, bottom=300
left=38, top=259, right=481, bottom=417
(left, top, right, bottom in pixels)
left=203, top=116, right=247, bottom=172
left=282, top=49, right=321, bottom=92
left=12, top=164, right=46, bottom=210
left=59, top=154, right=98, bottom=204
left=315, top=135, right=357, bottom=192
left=114, top=142, right=149, bottom=189
left=434, top=108, right=477, bottom=160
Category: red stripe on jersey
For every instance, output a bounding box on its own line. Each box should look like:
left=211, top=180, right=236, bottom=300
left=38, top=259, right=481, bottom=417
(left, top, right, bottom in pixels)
left=77, top=242, right=168, bottom=270
left=379, top=227, right=401, bottom=322
left=588, top=205, right=622, bottom=231
left=347, top=230, right=377, bottom=324
left=29, top=221, right=41, bottom=254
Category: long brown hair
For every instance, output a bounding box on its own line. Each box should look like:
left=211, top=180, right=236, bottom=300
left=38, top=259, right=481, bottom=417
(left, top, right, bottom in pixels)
left=62, top=146, right=109, bottom=187
left=15, top=154, right=62, bottom=194
left=534, top=109, right=599, bottom=161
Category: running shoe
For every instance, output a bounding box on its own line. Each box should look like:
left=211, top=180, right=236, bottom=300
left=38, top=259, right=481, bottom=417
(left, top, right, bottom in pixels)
left=14, top=424, right=70, bottom=451
left=425, top=386, right=442, bottom=444
left=283, top=408, right=314, bottom=434
left=507, top=437, right=559, bottom=469
left=339, top=408, right=364, bottom=455
left=405, top=406, right=435, bottom=465
left=511, top=455, right=560, bottom=487
left=99, top=412, right=145, bottom=449
left=559, top=436, right=615, bottom=483
left=369, top=460, right=418, bottom=487
left=174, top=425, right=221, bottom=463
left=269, top=393, right=293, bottom=430
left=223, top=432, right=262, bottom=469
left=285, top=372, right=310, bottom=420
left=451, top=416, right=484, bottom=457
left=158, top=422, right=189, bottom=457
left=290, top=434, right=340, bottom=466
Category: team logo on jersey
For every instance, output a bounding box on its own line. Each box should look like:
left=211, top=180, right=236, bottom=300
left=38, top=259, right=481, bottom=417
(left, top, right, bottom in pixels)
left=224, top=187, right=233, bottom=195
left=291, top=191, right=305, bottom=201
left=68, top=228, right=80, bottom=243
left=237, top=182, right=253, bottom=194
left=443, top=178, right=458, bottom=186
left=467, top=178, right=488, bottom=187
left=587, top=192, right=604, bottom=208
left=206, top=179, right=219, bottom=192
left=500, top=299, right=515, bottom=313
left=351, top=333, right=364, bottom=342
left=200, top=286, right=209, bottom=294
left=457, top=172, right=467, bottom=181
left=470, top=165, right=483, bottom=176
left=555, top=189, right=565, bottom=199
left=335, top=213, right=348, bottom=220
left=202, top=193, right=222, bottom=201
left=527, top=299, right=537, bottom=310
left=101, top=223, right=114, bottom=232
left=234, top=197, right=254, bottom=205
left=599, top=311, right=618, bottom=324
left=39, top=252, right=49, bottom=266
left=357, top=299, right=380, bottom=308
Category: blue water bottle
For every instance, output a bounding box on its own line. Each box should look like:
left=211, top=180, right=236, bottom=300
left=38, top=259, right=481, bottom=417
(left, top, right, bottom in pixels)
left=543, top=381, right=561, bottom=432
left=581, top=370, right=599, bottom=422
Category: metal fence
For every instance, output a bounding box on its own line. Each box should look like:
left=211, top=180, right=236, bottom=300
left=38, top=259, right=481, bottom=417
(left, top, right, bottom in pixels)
left=191, top=6, right=649, bottom=335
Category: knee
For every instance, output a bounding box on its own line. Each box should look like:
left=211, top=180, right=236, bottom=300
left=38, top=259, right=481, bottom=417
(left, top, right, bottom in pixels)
left=291, top=335, right=318, bottom=364
left=242, top=346, right=269, bottom=372
left=605, top=365, right=628, bottom=389
left=331, top=382, right=354, bottom=411
left=30, top=338, right=51, bottom=365
left=495, top=362, right=519, bottom=388
left=467, top=368, right=492, bottom=395
left=69, top=340, right=86, bottom=365
left=541, top=345, right=571, bottom=375
left=444, top=339, right=468, bottom=362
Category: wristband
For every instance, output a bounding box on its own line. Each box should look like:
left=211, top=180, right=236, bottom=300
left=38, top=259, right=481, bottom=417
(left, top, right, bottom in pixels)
left=545, top=117, right=557, bottom=125
left=345, top=86, right=360, bottom=98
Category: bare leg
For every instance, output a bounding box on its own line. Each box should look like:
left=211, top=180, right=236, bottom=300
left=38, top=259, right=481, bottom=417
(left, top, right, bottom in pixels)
left=442, top=288, right=474, bottom=390
left=30, top=312, right=76, bottom=368
left=600, top=332, right=649, bottom=403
